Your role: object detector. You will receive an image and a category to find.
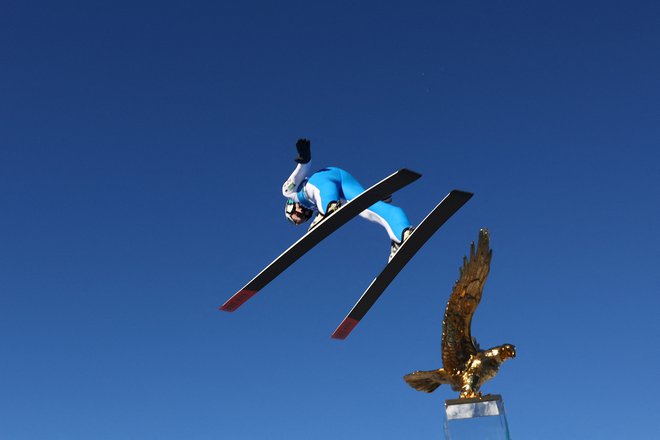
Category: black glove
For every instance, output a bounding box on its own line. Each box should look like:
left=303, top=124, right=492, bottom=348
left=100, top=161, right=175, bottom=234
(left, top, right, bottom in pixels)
left=294, top=138, right=311, bottom=164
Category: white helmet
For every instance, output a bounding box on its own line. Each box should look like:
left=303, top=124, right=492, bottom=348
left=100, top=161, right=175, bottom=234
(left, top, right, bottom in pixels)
left=285, top=199, right=313, bottom=224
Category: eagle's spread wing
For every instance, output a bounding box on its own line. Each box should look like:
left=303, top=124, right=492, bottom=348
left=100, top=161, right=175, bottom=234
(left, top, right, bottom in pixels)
left=442, top=229, right=492, bottom=374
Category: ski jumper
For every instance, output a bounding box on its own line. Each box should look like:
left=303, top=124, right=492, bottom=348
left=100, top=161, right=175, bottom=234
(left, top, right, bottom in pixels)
left=282, top=162, right=411, bottom=243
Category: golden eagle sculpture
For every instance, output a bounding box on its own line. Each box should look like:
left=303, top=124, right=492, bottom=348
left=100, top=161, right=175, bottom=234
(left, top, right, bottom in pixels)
left=403, top=229, right=515, bottom=399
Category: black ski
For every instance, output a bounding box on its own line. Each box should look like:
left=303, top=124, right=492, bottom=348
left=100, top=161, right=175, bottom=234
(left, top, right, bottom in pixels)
left=331, top=190, right=473, bottom=339
left=220, top=168, right=422, bottom=312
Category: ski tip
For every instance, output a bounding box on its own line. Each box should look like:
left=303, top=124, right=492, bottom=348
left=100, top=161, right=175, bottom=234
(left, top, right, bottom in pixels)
left=450, top=189, right=474, bottom=198
left=219, top=289, right=257, bottom=312
left=331, top=317, right=360, bottom=340
left=399, top=168, right=422, bottom=180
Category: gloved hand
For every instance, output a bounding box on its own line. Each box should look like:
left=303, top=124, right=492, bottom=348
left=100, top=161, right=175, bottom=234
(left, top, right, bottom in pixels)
left=294, top=138, right=311, bottom=164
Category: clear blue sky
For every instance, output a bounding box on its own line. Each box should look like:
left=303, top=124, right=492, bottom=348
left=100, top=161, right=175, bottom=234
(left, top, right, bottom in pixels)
left=2, top=1, right=659, bottom=438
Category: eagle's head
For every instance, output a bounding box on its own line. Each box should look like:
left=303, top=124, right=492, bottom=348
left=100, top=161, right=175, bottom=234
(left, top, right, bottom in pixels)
left=494, top=344, right=516, bottom=363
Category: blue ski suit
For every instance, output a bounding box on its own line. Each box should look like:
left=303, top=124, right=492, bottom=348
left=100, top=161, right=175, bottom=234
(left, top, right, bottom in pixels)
left=282, top=162, right=411, bottom=243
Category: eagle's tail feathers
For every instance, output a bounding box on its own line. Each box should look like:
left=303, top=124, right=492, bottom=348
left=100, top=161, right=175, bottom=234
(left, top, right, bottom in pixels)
left=403, top=368, right=450, bottom=393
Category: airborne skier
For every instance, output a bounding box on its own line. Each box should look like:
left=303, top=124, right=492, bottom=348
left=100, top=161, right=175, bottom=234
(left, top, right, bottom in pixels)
left=282, top=138, right=414, bottom=261
left=221, top=138, right=472, bottom=338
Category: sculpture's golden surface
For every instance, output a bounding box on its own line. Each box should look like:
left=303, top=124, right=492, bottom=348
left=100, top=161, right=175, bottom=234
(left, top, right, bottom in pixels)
left=403, top=229, right=516, bottom=398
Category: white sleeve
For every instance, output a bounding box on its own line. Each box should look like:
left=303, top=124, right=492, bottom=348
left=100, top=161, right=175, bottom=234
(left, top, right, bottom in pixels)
left=282, top=162, right=312, bottom=199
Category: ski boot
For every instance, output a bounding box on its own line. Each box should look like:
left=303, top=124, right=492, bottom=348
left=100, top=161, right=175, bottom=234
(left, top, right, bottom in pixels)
left=308, top=201, right=342, bottom=232
left=389, top=227, right=414, bottom=262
